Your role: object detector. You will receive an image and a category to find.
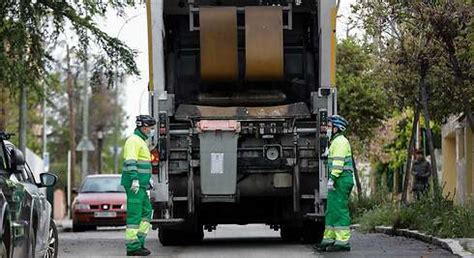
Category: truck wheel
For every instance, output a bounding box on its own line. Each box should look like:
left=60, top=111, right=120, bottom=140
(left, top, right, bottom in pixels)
left=280, top=224, right=300, bottom=242
left=158, top=228, right=180, bottom=246
left=301, top=221, right=324, bottom=244
left=189, top=225, right=204, bottom=244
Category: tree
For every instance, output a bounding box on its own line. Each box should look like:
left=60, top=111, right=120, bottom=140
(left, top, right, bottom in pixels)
left=353, top=1, right=473, bottom=201
left=336, top=38, right=391, bottom=153
left=0, top=0, right=140, bottom=150
left=336, top=37, right=391, bottom=197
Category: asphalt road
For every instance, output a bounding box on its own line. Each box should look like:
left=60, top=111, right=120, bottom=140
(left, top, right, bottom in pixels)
left=58, top=224, right=455, bottom=258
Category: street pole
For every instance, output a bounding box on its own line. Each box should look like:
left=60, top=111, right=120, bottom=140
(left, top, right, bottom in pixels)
left=66, top=45, right=77, bottom=189
left=97, top=130, right=103, bottom=174
left=82, top=50, right=89, bottom=179
left=113, top=70, right=119, bottom=174
left=19, top=83, right=27, bottom=154
left=78, top=46, right=95, bottom=180
left=43, top=83, right=49, bottom=174
left=67, top=150, right=71, bottom=219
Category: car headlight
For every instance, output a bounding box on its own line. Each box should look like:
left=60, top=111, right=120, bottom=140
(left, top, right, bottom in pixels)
left=75, top=204, right=90, bottom=210
left=121, top=204, right=127, bottom=210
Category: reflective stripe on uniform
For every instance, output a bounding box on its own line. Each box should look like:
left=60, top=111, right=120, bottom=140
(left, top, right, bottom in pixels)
left=335, top=229, right=351, bottom=242
left=126, top=227, right=139, bottom=242
left=138, top=220, right=151, bottom=235
left=137, top=168, right=151, bottom=174
left=323, top=227, right=336, bottom=240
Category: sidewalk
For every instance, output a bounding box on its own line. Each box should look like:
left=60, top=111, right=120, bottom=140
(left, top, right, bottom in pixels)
left=55, top=219, right=72, bottom=231
left=370, top=225, right=474, bottom=257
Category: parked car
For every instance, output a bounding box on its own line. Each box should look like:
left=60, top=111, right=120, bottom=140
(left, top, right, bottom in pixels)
left=0, top=132, right=58, bottom=258
left=72, top=174, right=127, bottom=232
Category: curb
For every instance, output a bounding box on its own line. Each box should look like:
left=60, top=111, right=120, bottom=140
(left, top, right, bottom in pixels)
left=373, top=226, right=474, bottom=257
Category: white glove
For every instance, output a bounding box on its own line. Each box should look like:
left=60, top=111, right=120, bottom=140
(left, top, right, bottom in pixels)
left=149, top=178, right=155, bottom=190
left=327, top=178, right=335, bottom=191
left=131, top=180, right=140, bottom=194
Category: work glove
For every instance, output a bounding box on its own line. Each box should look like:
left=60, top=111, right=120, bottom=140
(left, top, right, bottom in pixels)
left=327, top=178, right=335, bottom=191
left=149, top=178, right=155, bottom=190
left=131, top=180, right=140, bottom=194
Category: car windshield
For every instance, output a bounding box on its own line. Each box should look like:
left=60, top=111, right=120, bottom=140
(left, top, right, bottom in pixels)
left=80, top=177, right=125, bottom=193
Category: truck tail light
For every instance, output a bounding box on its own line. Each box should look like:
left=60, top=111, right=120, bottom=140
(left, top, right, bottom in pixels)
left=151, top=148, right=160, bottom=174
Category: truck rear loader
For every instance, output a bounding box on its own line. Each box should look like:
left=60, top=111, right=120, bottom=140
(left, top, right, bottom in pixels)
left=146, top=0, right=338, bottom=245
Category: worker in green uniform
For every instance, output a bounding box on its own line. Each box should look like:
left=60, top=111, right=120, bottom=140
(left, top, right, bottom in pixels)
left=315, top=114, right=354, bottom=252
left=121, top=115, right=156, bottom=256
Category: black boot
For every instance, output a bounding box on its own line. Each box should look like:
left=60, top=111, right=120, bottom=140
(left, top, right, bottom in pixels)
left=141, top=248, right=151, bottom=256
left=127, top=248, right=151, bottom=256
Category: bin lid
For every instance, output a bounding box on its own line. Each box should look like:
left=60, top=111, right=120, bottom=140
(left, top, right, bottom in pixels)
left=197, top=120, right=241, bottom=133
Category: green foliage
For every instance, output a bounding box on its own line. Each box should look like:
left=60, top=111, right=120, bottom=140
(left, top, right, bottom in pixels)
left=354, top=194, right=474, bottom=238
left=349, top=190, right=392, bottom=223
left=0, top=0, right=139, bottom=94
left=336, top=38, right=391, bottom=155
left=357, top=204, right=400, bottom=233
left=353, top=1, right=473, bottom=124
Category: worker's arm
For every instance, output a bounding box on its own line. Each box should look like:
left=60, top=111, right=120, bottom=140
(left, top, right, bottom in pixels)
left=123, top=138, right=139, bottom=182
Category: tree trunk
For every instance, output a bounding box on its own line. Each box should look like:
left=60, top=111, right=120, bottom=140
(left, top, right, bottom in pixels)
left=19, top=83, right=27, bottom=154
left=352, top=155, right=363, bottom=199
left=66, top=46, right=76, bottom=188
left=402, top=105, right=420, bottom=205
left=0, top=87, right=6, bottom=131
left=420, top=83, right=441, bottom=198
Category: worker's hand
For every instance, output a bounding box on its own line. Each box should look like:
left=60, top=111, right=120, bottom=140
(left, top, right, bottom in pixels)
left=131, top=180, right=140, bottom=194
left=149, top=178, right=155, bottom=190
left=327, top=178, right=335, bottom=191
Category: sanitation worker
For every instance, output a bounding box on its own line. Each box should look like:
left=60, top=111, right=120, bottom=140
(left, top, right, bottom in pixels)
left=121, top=115, right=156, bottom=256
left=315, top=114, right=354, bottom=252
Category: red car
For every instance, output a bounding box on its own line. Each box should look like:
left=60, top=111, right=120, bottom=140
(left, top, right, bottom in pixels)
left=72, top=174, right=127, bottom=232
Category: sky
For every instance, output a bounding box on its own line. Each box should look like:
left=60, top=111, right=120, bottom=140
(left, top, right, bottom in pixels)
left=100, top=1, right=356, bottom=132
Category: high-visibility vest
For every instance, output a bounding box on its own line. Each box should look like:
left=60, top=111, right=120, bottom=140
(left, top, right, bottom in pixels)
left=328, top=134, right=354, bottom=179
left=120, top=129, right=152, bottom=188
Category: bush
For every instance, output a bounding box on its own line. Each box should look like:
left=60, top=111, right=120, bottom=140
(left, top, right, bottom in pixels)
left=357, top=204, right=400, bottom=232
left=349, top=190, right=391, bottom=223
left=356, top=193, right=474, bottom=238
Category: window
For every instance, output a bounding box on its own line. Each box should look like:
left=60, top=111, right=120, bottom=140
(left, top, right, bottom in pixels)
left=80, top=177, right=125, bottom=193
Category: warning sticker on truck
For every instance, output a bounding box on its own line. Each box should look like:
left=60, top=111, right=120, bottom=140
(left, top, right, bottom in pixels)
left=211, top=153, right=224, bottom=174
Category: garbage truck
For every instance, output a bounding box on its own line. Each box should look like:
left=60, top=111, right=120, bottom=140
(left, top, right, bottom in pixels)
left=146, top=0, right=338, bottom=245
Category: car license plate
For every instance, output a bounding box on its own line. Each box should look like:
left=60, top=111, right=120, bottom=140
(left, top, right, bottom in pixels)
left=94, top=212, right=117, bottom=218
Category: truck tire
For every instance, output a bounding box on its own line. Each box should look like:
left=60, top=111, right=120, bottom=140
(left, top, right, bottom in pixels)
left=159, top=224, right=203, bottom=246
left=301, top=221, right=324, bottom=244
left=158, top=228, right=181, bottom=246
left=280, top=224, right=300, bottom=242
left=188, top=225, right=204, bottom=244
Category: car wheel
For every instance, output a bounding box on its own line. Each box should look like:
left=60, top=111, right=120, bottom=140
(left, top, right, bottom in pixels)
left=44, top=220, right=58, bottom=258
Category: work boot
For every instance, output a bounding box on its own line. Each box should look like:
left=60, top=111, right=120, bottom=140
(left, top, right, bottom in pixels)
left=326, top=244, right=351, bottom=252
left=140, top=248, right=151, bottom=256
left=312, top=239, right=335, bottom=252
left=127, top=248, right=151, bottom=256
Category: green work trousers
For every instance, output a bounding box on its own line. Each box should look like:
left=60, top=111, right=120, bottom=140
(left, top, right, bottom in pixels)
left=125, top=187, right=152, bottom=252
left=321, top=173, right=354, bottom=248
